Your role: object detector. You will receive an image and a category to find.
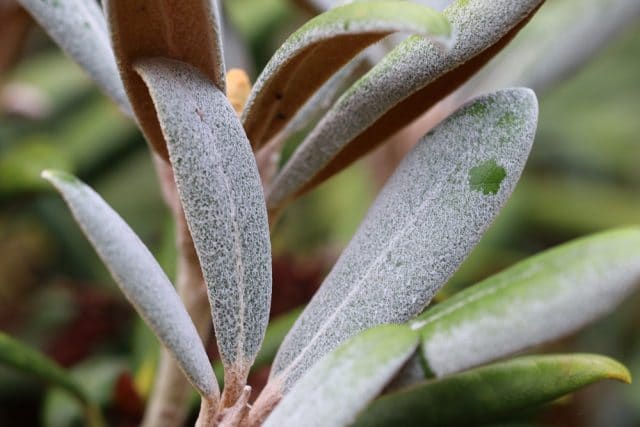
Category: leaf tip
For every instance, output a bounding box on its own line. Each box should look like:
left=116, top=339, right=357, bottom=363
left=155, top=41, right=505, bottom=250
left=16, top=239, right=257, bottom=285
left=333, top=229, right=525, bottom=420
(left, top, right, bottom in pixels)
left=41, top=169, right=76, bottom=185
left=609, top=364, right=632, bottom=385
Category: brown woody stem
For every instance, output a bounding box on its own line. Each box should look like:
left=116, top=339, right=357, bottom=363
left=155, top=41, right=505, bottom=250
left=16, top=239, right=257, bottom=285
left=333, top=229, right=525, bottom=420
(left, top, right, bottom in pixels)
left=141, top=155, right=214, bottom=427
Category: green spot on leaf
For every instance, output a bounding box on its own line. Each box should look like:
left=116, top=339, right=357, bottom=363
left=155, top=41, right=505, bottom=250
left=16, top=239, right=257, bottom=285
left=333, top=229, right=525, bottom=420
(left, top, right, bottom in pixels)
left=465, top=102, right=488, bottom=117
left=468, top=160, right=506, bottom=195
left=497, top=111, right=518, bottom=128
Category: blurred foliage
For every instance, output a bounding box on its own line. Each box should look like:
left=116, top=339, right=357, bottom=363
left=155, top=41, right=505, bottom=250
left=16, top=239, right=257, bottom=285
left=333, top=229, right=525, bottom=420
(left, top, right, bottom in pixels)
left=0, top=0, right=639, bottom=426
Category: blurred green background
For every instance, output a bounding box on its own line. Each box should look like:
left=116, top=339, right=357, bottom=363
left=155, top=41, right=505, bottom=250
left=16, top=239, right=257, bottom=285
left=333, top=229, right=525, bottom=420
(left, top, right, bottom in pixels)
left=0, top=0, right=639, bottom=426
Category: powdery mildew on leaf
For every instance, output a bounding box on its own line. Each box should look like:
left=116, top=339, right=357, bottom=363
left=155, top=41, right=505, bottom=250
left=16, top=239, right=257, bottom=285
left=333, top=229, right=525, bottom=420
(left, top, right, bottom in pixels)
left=414, top=227, right=640, bottom=377
left=267, top=0, right=544, bottom=210
left=42, top=171, right=218, bottom=399
left=17, top=0, right=130, bottom=114
left=135, top=58, right=271, bottom=391
left=242, top=0, right=452, bottom=148
left=263, top=325, right=418, bottom=427
left=270, top=88, right=538, bottom=390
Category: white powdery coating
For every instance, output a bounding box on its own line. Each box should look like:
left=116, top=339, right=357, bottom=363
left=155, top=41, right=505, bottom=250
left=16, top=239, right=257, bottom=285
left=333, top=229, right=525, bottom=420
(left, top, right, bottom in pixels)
left=42, top=171, right=217, bottom=397
left=419, top=227, right=640, bottom=377
left=271, top=88, right=538, bottom=389
left=242, top=0, right=451, bottom=138
left=267, top=0, right=542, bottom=208
left=263, top=325, right=417, bottom=427
left=18, top=0, right=131, bottom=115
left=136, top=58, right=272, bottom=369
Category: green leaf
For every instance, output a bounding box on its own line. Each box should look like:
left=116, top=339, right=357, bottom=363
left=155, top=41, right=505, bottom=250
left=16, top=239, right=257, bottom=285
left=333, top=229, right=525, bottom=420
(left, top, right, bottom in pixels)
left=43, top=358, right=127, bottom=427
left=135, top=57, right=271, bottom=405
left=0, top=140, right=72, bottom=195
left=263, top=325, right=418, bottom=427
left=42, top=170, right=219, bottom=402
left=242, top=0, right=452, bottom=149
left=412, top=227, right=640, bottom=379
left=268, top=0, right=544, bottom=211
left=17, top=0, right=131, bottom=115
left=105, top=0, right=225, bottom=160
left=0, top=332, right=104, bottom=427
left=270, top=88, right=538, bottom=391
left=353, top=354, right=631, bottom=427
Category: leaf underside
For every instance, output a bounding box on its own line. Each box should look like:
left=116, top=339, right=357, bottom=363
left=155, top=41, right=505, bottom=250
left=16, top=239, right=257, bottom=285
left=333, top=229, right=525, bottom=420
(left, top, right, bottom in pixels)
left=105, top=0, right=225, bottom=160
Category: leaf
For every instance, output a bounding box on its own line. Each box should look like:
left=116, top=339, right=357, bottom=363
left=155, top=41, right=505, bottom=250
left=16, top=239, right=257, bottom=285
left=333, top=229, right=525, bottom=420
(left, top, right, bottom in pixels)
left=257, top=56, right=368, bottom=187
left=269, top=88, right=538, bottom=391
left=410, top=226, right=640, bottom=378
left=466, top=0, right=640, bottom=95
left=0, top=332, right=104, bottom=427
left=0, top=332, right=87, bottom=403
left=135, top=58, right=272, bottom=405
left=0, top=2, right=32, bottom=73
left=267, top=0, right=544, bottom=211
left=353, top=354, right=631, bottom=427
left=263, top=325, right=418, bottom=427
left=291, top=0, right=331, bottom=14
left=42, top=170, right=219, bottom=402
left=242, top=0, right=452, bottom=149
left=17, top=0, right=131, bottom=115
left=0, top=140, right=72, bottom=195
left=104, top=0, right=225, bottom=160
left=43, top=358, right=127, bottom=427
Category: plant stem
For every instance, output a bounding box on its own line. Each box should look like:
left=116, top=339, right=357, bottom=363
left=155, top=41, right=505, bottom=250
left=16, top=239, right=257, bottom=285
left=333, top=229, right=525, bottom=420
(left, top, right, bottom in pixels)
left=141, top=156, right=213, bottom=427
left=195, top=395, right=219, bottom=427
left=84, top=403, right=107, bottom=427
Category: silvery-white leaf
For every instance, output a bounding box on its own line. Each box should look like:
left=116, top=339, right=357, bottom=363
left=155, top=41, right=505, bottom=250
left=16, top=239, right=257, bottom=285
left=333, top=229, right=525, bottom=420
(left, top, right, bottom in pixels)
left=411, top=227, right=640, bottom=378
left=263, top=325, right=418, bottom=427
left=17, top=0, right=131, bottom=115
left=466, top=0, right=640, bottom=95
left=42, top=171, right=218, bottom=400
left=270, top=88, right=539, bottom=390
left=105, top=0, right=225, bottom=160
left=267, top=0, right=544, bottom=210
left=242, top=0, right=452, bottom=149
left=135, top=58, right=271, bottom=401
